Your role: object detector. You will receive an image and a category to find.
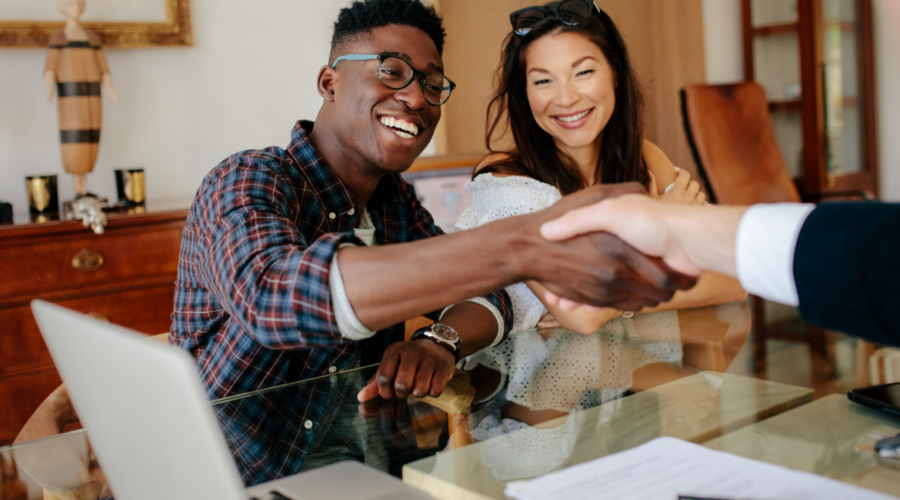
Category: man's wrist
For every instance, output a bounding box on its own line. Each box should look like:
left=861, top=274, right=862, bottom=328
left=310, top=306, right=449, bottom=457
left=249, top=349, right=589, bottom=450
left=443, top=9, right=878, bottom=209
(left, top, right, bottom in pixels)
left=669, top=204, right=748, bottom=278
left=411, top=336, right=458, bottom=362
left=503, top=213, right=546, bottom=283
left=410, top=324, right=461, bottom=362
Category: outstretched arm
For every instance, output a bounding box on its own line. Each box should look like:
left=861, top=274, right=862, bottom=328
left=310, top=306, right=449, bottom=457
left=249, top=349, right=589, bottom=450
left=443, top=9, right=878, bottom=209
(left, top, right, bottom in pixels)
left=340, top=184, right=698, bottom=331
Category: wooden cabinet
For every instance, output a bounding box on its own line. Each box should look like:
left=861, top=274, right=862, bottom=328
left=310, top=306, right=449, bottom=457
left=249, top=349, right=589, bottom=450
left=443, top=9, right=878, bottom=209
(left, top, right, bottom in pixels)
left=0, top=208, right=187, bottom=445
left=742, top=0, right=879, bottom=200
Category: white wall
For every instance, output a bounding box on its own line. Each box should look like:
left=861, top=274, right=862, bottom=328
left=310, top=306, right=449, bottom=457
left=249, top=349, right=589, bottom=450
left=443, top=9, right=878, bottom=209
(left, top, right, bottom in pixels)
left=703, top=0, right=744, bottom=84
left=701, top=0, right=900, bottom=201
left=0, top=0, right=436, bottom=213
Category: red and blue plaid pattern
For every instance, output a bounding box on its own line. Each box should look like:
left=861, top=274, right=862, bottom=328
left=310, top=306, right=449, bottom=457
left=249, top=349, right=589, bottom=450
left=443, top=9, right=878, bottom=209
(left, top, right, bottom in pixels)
left=170, top=121, right=512, bottom=478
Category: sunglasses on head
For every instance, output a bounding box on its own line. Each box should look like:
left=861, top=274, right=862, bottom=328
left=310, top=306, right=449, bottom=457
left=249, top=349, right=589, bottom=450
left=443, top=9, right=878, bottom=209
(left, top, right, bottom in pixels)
left=510, top=0, right=599, bottom=36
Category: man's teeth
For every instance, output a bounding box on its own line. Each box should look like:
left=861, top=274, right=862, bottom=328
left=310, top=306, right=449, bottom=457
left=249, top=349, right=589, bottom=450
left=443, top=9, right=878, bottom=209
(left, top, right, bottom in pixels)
left=380, top=116, right=419, bottom=137
left=556, top=109, right=591, bottom=123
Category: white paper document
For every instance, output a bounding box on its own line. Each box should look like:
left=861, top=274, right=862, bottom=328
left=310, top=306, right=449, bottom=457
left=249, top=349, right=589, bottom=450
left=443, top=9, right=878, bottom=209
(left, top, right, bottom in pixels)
left=505, top=437, right=893, bottom=500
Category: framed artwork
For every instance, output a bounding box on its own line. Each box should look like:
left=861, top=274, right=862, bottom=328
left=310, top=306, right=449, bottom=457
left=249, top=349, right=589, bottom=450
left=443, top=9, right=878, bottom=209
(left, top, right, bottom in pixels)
left=0, top=0, right=192, bottom=48
left=402, top=167, right=474, bottom=234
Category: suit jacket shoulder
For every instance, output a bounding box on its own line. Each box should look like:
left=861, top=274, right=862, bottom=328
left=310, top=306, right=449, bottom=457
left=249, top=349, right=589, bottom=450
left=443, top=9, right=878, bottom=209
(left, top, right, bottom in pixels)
left=794, top=202, right=900, bottom=345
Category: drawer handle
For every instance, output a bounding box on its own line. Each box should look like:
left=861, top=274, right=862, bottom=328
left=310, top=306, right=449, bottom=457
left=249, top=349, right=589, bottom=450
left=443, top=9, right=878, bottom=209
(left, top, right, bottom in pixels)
left=87, top=312, right=109, bottom=322
left=72, top=249, right=104, bottom=272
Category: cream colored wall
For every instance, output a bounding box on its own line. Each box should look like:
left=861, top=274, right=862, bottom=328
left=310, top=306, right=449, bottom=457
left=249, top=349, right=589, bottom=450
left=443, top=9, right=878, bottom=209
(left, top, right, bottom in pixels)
left=703, top=0, right=743, bottom=84
left=0, top=0, right=442, bottom=213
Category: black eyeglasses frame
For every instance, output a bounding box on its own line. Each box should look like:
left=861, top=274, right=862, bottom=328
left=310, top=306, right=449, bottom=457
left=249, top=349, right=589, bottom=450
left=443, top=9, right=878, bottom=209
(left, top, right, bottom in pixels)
left=330, top=53, right=457, bottom=106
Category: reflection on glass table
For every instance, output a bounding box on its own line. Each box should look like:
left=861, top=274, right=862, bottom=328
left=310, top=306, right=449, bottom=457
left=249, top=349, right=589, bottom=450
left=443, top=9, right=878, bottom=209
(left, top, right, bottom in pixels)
left=705, top=394, right=900, bottom=498
left=0, top=302, right=823, bottom=500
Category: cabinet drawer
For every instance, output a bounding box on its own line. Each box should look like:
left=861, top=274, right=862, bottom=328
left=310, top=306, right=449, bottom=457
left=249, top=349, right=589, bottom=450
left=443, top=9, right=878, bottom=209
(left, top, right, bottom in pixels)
left=0, top=285, right=175, bottom=370
left=0, top=371, right=62, bottom=444
left=0, top=222, right=183, bottom=300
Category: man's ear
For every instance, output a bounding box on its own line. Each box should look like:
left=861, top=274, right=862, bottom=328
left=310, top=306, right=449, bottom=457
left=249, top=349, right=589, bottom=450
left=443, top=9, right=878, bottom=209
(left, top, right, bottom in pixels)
left=318, top=66, right=337, bottom=102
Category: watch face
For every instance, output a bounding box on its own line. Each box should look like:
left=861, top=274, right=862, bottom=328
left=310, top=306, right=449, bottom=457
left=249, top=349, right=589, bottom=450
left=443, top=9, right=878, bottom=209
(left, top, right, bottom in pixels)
left=430, top=324, right=460, bottom=343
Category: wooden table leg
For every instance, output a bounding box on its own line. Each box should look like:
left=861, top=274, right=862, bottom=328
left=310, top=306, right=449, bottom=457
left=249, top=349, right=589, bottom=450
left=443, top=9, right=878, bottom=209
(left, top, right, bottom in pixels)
left=416, top=374, right=476, bottom=450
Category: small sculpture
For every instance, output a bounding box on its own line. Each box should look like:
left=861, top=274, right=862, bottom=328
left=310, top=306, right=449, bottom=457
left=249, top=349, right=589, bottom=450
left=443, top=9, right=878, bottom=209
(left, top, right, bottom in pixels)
left=44, top=0, right=118, bottom=199
left=71, top=196, right=108, bottom=234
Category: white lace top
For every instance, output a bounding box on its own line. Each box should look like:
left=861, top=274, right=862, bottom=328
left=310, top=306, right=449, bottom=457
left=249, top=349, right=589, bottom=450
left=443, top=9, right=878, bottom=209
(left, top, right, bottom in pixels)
left=454, top=174, right=564, bottom=334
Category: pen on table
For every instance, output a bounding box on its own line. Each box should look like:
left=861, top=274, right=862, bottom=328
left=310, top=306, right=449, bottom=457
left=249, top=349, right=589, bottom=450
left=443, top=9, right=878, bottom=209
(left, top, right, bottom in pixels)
left=678, top=496, right=782, bottom=500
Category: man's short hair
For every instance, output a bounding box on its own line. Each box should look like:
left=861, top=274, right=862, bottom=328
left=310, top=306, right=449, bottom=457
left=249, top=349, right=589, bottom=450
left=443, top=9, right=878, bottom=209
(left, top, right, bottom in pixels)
left=331, top=0, right=446, bottom=61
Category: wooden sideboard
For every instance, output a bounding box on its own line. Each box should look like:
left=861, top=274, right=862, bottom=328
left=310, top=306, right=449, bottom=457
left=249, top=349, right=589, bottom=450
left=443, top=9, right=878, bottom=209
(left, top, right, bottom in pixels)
left=0, top=207, right=187, bottom=445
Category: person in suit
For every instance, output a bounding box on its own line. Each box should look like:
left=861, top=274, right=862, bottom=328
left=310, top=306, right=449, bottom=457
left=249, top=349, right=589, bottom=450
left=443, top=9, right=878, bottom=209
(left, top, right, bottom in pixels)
left=539, top=195, right=900, bottom=346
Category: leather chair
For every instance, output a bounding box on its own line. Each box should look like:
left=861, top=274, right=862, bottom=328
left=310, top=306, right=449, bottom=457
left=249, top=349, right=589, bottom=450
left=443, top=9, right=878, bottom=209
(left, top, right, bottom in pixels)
left=680, top=83, right=802, bottom=206
left=680, top=82, right=841, bottom=396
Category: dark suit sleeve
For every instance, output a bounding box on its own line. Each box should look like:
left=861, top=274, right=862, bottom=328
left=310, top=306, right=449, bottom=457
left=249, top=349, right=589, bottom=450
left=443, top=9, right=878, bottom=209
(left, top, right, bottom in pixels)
left=793, top=202, right=900, bottom=347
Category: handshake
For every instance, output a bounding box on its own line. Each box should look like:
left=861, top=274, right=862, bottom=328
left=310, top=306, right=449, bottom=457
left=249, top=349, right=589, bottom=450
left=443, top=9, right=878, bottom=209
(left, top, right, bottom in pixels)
left=531, top=182, right=740, bottom=311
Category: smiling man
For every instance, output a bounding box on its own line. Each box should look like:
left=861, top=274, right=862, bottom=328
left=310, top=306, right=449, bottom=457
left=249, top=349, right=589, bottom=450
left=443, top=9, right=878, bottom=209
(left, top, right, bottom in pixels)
left=170, top=0, right=696, bottom=483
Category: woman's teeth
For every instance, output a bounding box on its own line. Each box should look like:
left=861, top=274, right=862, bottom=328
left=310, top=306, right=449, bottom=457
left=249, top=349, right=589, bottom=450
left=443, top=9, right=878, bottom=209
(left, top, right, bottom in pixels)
left=555, top=109, right=592, bottom=123
left=380, top=116, right=419, bottom=139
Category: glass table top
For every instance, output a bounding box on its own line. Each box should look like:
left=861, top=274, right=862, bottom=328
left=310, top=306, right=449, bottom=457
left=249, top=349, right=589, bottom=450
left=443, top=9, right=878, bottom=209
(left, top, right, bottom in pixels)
left=705, top=394, right=900, bottom=498
left=2, top=302, right=892, bottom=499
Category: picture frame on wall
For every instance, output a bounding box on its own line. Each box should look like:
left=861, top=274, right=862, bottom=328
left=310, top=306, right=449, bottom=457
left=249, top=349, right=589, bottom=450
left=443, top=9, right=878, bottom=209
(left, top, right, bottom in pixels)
left=0, top=0, right=191, bottom=48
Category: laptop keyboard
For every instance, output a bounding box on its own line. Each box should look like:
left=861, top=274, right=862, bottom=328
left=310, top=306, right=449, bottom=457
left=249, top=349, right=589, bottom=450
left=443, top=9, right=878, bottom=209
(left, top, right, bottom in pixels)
left=250, top=492, right=294, bottom=500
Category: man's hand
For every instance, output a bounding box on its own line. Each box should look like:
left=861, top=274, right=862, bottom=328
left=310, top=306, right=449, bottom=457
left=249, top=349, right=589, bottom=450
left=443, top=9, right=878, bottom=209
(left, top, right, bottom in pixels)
left=357, top=339, right=455, bottom=402
left=540, top=194, right=748, bottom=285
left=357, top=397, right=418, bottom=448
left=517, top=184, right=699, bottom=311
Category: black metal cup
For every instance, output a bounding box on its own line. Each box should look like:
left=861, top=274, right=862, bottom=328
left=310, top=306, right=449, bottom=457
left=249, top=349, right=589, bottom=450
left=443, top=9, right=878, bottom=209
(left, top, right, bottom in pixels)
left=115, top=168, right=146, bottom=206
left=0, top=201, right=12, bottom=224
left=25, top=175, right=59, bottom=214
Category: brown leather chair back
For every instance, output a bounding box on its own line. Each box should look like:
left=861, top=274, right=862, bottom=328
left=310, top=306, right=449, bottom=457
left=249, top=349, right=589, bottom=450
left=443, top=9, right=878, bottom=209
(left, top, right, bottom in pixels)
left=681, top=83, right=801, bottom=205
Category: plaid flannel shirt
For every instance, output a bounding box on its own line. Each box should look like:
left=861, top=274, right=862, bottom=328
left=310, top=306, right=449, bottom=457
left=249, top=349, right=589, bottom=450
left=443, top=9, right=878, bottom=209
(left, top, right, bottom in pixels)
left=171, top=121, right=512, bottom=482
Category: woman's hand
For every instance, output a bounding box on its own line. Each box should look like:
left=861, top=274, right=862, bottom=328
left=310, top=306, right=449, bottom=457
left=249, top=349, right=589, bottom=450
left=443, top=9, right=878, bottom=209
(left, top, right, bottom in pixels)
left=537, top=312, right=562, bottom=330
left=537, top=312, right=561, bottom=338
left=649, top=168, right=706, bottom=205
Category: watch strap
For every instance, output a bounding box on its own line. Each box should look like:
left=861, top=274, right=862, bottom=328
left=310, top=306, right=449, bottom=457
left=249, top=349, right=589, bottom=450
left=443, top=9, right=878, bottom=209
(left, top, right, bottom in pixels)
left=410, top=326, right=461, bottom=363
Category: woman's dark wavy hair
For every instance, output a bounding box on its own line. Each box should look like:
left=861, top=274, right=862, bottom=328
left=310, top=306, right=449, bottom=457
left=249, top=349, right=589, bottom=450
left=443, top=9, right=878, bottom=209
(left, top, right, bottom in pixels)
left=480, top=7, right=648, bottom=195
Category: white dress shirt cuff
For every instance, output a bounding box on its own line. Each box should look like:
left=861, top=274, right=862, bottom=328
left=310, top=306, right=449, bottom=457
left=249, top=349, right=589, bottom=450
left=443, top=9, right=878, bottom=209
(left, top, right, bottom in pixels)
left=735, top=203, right=815, bottom=306
left=329, top=245, right=377, bottom=341
left=440, top=297, right=506, bottom=348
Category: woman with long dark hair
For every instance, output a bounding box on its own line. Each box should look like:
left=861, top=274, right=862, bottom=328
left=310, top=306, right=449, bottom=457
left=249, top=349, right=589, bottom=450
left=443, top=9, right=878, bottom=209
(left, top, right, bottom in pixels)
left=455, top=0, right=746, bottom=335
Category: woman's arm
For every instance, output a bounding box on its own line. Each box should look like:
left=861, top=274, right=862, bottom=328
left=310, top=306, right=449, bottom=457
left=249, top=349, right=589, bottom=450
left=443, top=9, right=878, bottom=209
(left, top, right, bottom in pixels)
left=638, top=271, right=747, bottom=314
left=531, top=271, right=747, bottom=334
left=643, top=140, right=677, bottom=194
left=642, top=142, right=747, bottom=310
left=527, top=280, right=621, bottom=334
left=644, top=140, right=706, bottom=204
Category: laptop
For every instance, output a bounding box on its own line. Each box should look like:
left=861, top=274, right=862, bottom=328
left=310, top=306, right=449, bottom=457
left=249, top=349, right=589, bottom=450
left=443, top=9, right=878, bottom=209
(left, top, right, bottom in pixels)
left=30, top=300, right=433, bottom=500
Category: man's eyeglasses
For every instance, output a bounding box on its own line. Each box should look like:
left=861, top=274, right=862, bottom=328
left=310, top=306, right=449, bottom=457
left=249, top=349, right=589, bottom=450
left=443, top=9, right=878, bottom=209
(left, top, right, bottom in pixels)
left=331, top=54, right=457, bottom=106
left=510, top=0, right=598, bottom=36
